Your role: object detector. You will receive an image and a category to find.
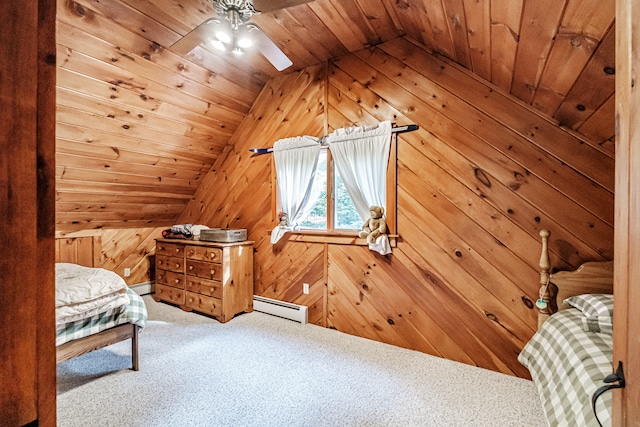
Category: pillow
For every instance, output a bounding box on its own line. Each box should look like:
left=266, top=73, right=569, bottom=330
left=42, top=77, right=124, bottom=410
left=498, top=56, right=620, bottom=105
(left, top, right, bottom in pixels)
left=563, top=293, right=614, bottom=335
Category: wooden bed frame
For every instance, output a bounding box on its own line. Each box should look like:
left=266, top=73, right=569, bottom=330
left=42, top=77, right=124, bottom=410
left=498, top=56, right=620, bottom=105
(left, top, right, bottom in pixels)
left=55, top=233, right=141, bottom=370
left=536, top=229, right=614, bottom=328
left=56, top=323, right=140, bottom=371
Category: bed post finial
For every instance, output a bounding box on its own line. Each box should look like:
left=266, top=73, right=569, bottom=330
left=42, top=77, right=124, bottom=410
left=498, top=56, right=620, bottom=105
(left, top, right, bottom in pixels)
left=537, top=229, right=556, bottom=327
left=539, top=229, right=550, bottom=284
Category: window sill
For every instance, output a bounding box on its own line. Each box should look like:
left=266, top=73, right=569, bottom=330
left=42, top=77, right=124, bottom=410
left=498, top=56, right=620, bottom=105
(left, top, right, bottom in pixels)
left=273, top=230, right=398, bottom=246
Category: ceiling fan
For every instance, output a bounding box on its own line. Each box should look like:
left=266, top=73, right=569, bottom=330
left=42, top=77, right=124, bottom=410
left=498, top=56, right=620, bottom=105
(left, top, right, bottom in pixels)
left=170, top=0, right=313, bottom=71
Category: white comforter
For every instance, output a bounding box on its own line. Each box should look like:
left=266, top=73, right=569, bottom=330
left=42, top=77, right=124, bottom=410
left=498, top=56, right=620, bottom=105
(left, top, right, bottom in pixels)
left=55, top=263, right=130, bottom=325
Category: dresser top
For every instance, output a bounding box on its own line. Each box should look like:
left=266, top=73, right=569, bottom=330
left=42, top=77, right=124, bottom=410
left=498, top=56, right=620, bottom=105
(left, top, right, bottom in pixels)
left=156, top=238, right=254, bottom=247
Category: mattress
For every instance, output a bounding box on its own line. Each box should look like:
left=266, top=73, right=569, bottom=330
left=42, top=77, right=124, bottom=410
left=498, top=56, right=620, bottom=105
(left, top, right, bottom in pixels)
left=56, top=287, right=147, bottom=346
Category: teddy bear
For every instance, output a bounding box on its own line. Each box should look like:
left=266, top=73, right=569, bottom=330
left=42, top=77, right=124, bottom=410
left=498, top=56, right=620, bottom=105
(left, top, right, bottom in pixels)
left=359, top=206, right=387, bottom=244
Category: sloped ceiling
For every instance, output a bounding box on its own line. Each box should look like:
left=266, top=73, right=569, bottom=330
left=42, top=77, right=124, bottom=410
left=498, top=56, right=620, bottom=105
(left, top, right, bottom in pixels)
left=56, top=0, right=615, bottom=231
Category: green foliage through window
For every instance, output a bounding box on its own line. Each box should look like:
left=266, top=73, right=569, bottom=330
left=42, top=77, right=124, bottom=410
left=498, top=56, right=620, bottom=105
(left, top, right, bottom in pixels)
left=298, top=149, right=361, bottom=230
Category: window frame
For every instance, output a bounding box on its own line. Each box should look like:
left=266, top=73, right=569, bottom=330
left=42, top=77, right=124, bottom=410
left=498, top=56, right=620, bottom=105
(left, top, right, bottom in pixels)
left=271, top=134, right=398, bottom=245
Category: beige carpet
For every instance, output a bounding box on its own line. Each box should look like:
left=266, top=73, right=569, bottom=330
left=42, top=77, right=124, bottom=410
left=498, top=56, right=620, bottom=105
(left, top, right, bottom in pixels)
left=57, top=295, right=546, bottom=426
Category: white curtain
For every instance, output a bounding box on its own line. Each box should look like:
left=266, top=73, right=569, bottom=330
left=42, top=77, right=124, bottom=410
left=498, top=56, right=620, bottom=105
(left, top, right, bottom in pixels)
left=326, top=120, right=392, bottom=221
left=270, top=135, right=322, bottom=244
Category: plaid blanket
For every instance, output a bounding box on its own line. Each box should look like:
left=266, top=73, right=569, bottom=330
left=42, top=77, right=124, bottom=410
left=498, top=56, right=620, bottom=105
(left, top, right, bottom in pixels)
left=518, top=308, right=612, bottom=427
left=56, top=287, right=147, bottom=346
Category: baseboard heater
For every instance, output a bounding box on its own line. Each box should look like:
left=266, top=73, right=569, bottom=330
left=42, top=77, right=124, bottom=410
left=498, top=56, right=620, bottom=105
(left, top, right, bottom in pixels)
left=253, top=296, right=308, bottom=324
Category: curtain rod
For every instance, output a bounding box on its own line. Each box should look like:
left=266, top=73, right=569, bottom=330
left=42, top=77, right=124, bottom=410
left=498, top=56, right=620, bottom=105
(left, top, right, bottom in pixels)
left=249, top=124, right=419, bottom=155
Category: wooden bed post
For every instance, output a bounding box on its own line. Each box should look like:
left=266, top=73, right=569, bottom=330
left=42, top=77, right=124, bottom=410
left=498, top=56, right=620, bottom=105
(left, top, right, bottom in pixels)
left=537, top=229, right=556, bottom=328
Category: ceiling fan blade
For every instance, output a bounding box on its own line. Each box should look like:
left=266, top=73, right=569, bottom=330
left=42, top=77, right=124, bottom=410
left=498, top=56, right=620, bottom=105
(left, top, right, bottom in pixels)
left=170, top=18, right=220, bottom=55
left=252, top=0, right=314, bottom=13
left=250, top=24, right=293, bottom=71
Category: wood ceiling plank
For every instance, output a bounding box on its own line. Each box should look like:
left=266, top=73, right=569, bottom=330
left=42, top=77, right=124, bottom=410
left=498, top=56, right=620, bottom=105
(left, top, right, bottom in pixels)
left=284, top=5, right=348, bottom=58
left=56, top=180, right=194, bottom=197
left=57, top=164, right=200, bottom=189
left=554, top=23, right=616, bottom=129
left=119, top=0, right=196, bottom=35
left=577, top=93, right=615, bottom=149
left=57, top=23, right=254, bottom=113
left=306, top=0, right=367, bottom=51
left=56, top=202, right=184, bottom=215
left=56, top=192, right=189, bottom=205
left=532, top=0, right=614, bottom=116
left=56, top=137, right=212, bottom=173
left=56, top=152, right=205, bottom=182
left=55, top=121, right=217, bottom=165
left=56, top=105, right=225, bottom=157
left=385, top=0, right=437, bottom=51
left=327, top=0, right=381, bottom=47
left=489, top=0, right=522, bottom=92
left=58, top=0, right=264, bottom=96
left=418, top=0, right=455, bottom=58
left=57, top=68, right=236, bottom=137
left=57, top=87, right=232, bottom=144
left=353, top=0, right=401, bottom=42
left=68, top=0, right=184, bottom=47
left=510, top=0, right=566, bottom=103
left=441, top=0, right=472, bottom=69
left=462, top=0, right=491, bottom=81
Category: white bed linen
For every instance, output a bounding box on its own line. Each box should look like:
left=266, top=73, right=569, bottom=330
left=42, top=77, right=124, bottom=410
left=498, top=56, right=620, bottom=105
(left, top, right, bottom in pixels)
left=55, top=263, right=129, bottom=325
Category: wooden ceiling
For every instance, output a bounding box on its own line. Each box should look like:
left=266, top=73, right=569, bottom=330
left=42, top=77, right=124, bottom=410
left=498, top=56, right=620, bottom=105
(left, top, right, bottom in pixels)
left=56, top=0, right=616, bottom=231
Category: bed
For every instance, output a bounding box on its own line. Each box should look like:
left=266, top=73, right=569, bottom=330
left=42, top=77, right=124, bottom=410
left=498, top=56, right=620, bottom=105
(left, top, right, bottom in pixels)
left=518, top=230, right=614, bottom=427
left=55, top=262, right=147, bottom=370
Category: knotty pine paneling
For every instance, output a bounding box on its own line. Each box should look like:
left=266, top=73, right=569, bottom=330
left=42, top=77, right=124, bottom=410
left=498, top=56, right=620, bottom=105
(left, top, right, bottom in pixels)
left=55, top=227, right=161, bottom=286
left=177, top=37, right=613, bottom=377
left=53, top=0, right=616, bottom=232
left=55, top=0, right=254, bottom=233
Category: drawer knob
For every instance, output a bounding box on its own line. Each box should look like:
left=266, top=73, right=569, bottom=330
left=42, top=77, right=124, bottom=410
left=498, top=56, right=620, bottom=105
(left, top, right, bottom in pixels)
left=175, top=279, right=179, bottom=284
left=210, top=253, right=216, bottom=259
left=176, top=263, right=180, bottom=268
left=176, top=248, right=180, bottom=253
left=159, top=246, right=165, bottom=251
left=189, top=265, right=194, bottom=270
left=210, top=269, right=215, bottom=275
left=210, top=287, right=215, bottom=293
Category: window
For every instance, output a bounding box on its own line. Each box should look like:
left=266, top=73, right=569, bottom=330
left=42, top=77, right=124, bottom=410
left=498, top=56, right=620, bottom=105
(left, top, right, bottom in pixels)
left=297, top=148, right=363, bottom=231
left=271, top=122, right=397, bottom=244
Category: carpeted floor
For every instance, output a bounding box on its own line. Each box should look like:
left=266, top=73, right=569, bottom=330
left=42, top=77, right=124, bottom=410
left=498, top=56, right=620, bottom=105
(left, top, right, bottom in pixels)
left=57, top=295, right=546, bottom=427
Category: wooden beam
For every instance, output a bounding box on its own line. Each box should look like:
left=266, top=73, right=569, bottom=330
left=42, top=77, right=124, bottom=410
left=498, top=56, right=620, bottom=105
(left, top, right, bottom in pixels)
left=613, top=0, right=640, bottom=424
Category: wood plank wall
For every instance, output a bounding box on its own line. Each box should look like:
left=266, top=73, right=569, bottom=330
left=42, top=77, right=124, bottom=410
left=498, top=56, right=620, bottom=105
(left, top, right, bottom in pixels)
left=55, top=227, right=161, bottom=285
left=177, top=38, right=614, bottom=377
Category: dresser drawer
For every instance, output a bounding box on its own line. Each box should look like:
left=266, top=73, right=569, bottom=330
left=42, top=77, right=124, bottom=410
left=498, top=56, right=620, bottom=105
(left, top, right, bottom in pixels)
left=156, top=255, right=184, bottom=273
left=186, top=245, right=222, bottom=263
left=156, top=284, right=185, bottom=305
left=186, top=260, right=222, bottom=281
left=156, top=242, right=185, bottom=257
left=185, top=291, right=222, bottom=317
left=185, top=276, right=223, bottom=298
left=157, top=269, right=185, bottom=289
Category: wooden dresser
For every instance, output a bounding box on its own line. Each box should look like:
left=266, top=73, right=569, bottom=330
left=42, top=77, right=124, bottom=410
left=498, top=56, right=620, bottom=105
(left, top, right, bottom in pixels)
left=154, top=238, right=254, bottom=323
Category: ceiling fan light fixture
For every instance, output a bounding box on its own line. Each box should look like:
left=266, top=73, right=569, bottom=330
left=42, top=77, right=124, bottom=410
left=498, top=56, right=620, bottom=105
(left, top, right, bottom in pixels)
left=232, top=46, right=245, bottom=55
left=215, top=30, right=232, bottom=44
left=237, top=36, right=252, bottom=49
left=210, top=39, right=226, bottom=51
